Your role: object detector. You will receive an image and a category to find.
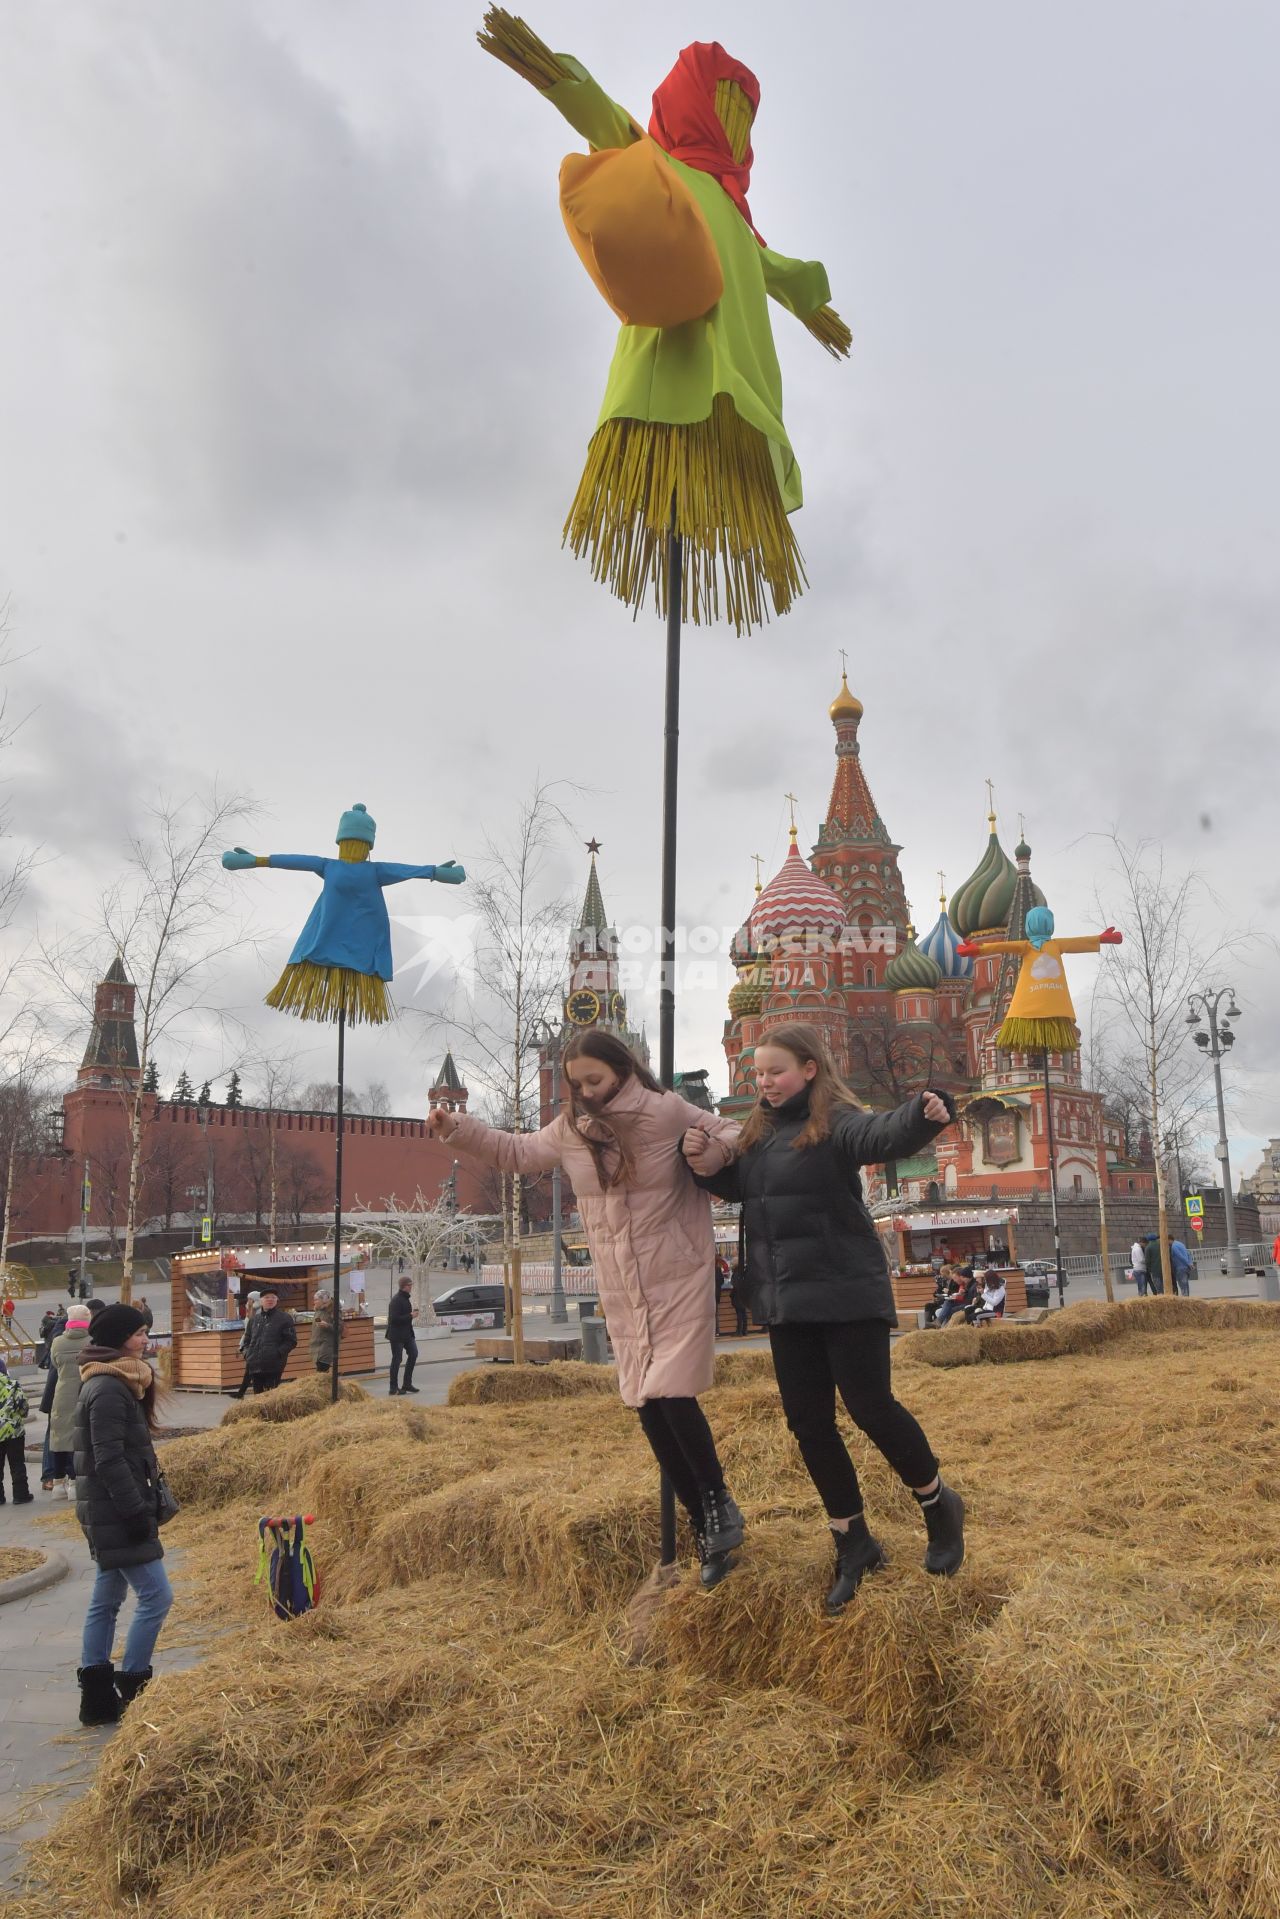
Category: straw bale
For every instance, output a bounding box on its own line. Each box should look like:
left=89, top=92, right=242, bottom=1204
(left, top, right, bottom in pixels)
left=221, top=1372, right=369, bottom=1424
left=975, top=1560, right=1280, bottom=1918
left=899, top=1295, right=1280, bottom=1372
left=712, top=1348, right=777, bottom=1387
left=896, top=1323, right=981, bottom=1366
left=447, top=1358, right=619, bottom=1406
left=651, top=1516, right=1001, bottom=1746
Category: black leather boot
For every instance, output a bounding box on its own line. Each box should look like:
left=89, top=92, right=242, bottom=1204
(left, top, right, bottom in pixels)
left=916, top=1481, right=966, bottom=1576
left=700, top=1488, right=745, bottom=1555
left=116, top=1668, right=153, bottom=1707
left=692, top=1523, right=736, bottom=1590
left=825, top=1517, right=887, bottom=1614
left=77, top=1663, right=121, bottom=1727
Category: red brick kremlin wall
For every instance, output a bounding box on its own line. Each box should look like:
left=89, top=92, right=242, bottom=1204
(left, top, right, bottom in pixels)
left=7, top=1084, right=490, bottom=1245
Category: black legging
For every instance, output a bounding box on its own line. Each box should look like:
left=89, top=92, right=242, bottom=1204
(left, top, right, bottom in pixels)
left=635, top=1397, right=726, bottom=1522
left=768, top=1319, right=937, bottom=1518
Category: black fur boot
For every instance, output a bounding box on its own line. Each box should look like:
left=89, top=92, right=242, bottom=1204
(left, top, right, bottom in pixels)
left=116, top=1668, right=153, bottom=1707
left=77, top=1663, right=121, bottom=1727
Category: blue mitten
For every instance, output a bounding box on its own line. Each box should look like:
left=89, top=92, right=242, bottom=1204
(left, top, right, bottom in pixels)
left=432, top=862, right=466, bottom=885
left=222, top=848, right=258, bottom=871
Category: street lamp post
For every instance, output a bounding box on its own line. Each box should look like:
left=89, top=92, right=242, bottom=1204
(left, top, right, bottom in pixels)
left=533, top=1017, right=568, bottom=1325
left=1186, top=988, right=1244, bottom=1279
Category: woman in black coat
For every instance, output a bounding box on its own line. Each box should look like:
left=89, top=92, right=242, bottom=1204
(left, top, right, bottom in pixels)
left=73, top=1304, right=174, bottom=1726
left=685, top=1023, right=966, bottom=1613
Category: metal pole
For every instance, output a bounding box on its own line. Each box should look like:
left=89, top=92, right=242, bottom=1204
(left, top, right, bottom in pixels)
left=657, top=504, right=682, bottom=1568
left=330, top=1008, right=346, bottom=1404
left=79, top=1158, right=89, bottom=1300
left=549, top=1032, right=566, bottom=1325
left=1210, top=1020, right=1244, bottom=1278
left=1042, top=1051, right=1065, bottom=1308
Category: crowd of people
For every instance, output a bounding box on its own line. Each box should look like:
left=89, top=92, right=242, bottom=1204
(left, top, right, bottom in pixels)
left=1128, top=1234, right=1195, bottom=1296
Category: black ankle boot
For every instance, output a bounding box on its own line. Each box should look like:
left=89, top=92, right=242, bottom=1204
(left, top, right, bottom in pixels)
left=116, top=1668, right=153, bottom=1707
left=77, top=1663, right=121, bottom=1727
left=700, top=1488, right=745, bottom=1555
left=692, top=1523, right=736, bottom=1590
left=825, top=1518, right=887, bottom=1614
left=916, top=1481, right=966, bottom=1576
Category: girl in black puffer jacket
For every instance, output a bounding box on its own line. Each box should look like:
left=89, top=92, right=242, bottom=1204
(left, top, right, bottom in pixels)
left=686, top=1023, right=966, bottom=1613
left=73, top=1304, right=173, bottom=1726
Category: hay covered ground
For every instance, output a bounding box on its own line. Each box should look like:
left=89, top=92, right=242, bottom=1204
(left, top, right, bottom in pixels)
left=7, top=1298, right=1280, bottom=1919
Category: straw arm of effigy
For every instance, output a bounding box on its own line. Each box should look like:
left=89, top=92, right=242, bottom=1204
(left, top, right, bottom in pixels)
left=477, top=7, right=570, bottom=89
left=802, top=303, right=853, bottom=358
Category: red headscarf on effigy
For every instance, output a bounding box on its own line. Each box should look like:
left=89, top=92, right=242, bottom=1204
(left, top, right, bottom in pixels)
left=648, top=42, right=764, bottom=243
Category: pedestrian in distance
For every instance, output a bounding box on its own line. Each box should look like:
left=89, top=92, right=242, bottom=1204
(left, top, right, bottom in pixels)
left=684, top=1023, right=965, bottom=1615
left=72, top=1302, right=174, bottom=1726
left=1, top=1294, right=15, bottom=1331
left=1129, top=1237, right=1150, bottom=1295
left=386, top=1276, right=418, bottom=1395
left=730, top=1260, right=750, bottom=1337
left=1145, top=1234, right=1165, bottom=1296
left=36, top=1304, right=61, bottom=1369
left=0, top=1358, right=33, bottom=1504
left=310, top=1288, right=337, bottom=1373
left=40, top=1300, right=105, bottom=1498
left=1169, top=1237, right=1194, bottom=1297
left=430, top=1027, right=747, bottom=1589
left=246, top=1289, right=296, bottom=1394
left=228, top=1292, right=263, bottom=1399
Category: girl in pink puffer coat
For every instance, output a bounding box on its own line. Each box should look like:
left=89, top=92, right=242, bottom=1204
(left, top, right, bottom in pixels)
left=429, top=1029, right=744, bottom=1583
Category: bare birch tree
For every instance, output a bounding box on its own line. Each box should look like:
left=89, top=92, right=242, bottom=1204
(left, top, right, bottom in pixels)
left=40, top=791, right=253, bottom=1300
left=1091, top=832, right=1253, bottom=1288
left=438, top=781, right=577, bottom=1359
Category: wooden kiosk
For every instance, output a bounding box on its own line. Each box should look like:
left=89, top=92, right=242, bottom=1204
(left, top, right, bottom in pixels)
left=170, top=1243, right=376, bottom=1392
left=876, top=1205, right=1027, bottom=1320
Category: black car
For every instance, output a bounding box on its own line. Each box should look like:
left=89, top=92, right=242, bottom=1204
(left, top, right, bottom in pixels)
left=431, top=1283, right=506, bottom=1329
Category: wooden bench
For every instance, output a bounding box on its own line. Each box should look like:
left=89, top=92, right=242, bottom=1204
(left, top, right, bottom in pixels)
left=474, top=1335, right=584, bottom=1365
left=892, top=1270, right=1029, bottom=1327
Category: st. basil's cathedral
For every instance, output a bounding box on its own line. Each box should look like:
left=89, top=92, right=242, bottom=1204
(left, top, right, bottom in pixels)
left=721, top=674, right=1154, bottom=1204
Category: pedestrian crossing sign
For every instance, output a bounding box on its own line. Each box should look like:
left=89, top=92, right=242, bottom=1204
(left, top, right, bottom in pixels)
left=201, top=1216, right=212, bottom=1243
left=1185, top=1195, right=1204, bottom=1218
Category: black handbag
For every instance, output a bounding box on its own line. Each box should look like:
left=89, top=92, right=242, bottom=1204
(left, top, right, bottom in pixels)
left=154, top=1470, right=180, bottom=1527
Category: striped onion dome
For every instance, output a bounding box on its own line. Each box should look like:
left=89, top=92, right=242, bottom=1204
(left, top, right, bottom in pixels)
left=750, top=834, right=845, bottom=945
left=920, top=901, right=973, bottom=979
left=884, top=925, right=942, bottom=992
left=950, top=820, right=1019, bottom=936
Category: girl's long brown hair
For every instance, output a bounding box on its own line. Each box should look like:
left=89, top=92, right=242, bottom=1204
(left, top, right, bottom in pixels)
left=734, top=1023, right=863, bottom=1154
left=561, top=1028, right=661, bottom=1189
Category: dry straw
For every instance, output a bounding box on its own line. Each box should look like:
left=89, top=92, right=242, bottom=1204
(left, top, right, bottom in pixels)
left=10, top=1300, right=1280, bottom=1918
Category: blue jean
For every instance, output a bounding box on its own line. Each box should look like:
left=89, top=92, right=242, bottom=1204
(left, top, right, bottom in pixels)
left=81, top=1557, right=173, bottom=1672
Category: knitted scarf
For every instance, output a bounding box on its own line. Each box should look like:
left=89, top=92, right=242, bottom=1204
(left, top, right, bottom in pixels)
left=80, top=1351, right=154, bottom=1400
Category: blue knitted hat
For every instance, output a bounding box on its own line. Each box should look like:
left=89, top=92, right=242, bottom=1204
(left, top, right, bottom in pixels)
left=336, top=803, right=376, bottom=846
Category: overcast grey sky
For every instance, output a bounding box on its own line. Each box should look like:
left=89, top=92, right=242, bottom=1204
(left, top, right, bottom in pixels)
left=1, top=2, right=1276, bottom=1168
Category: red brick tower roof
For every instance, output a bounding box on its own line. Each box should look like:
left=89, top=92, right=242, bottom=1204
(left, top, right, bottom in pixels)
left=810, top=675, right=910, bottom=947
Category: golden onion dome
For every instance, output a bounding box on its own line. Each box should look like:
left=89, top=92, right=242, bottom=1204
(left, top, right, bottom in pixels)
left=828, top=673, right=864, bottom=723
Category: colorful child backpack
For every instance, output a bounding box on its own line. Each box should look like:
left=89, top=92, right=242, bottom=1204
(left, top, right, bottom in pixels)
left=255, top=1515, right=318, bottom=1620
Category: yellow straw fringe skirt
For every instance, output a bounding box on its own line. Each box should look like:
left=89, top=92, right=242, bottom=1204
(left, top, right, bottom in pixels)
left=266, top=961, right=392, bottom=1027
left=996, top=1016, right=1079, bottom=1055
left=564, top=395, right=806, bottom=633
